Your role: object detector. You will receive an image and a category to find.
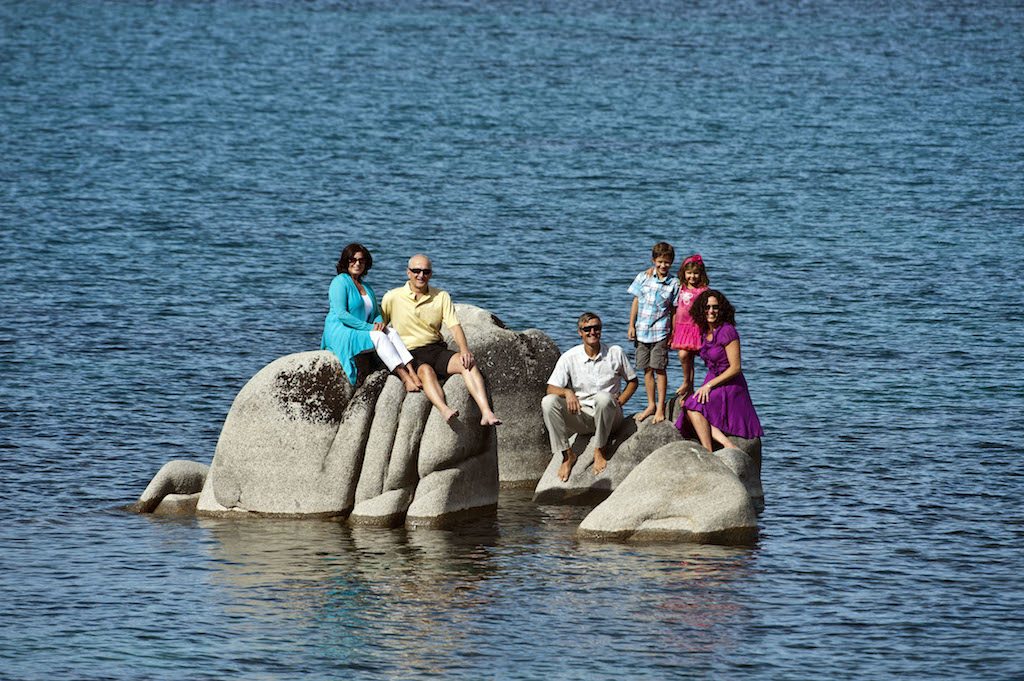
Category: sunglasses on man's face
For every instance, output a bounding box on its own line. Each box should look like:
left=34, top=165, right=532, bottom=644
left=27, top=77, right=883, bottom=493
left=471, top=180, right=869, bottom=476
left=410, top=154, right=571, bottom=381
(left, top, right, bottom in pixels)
left=579, top=324, right=602, bottom=334
left=409, top=268, right=432, bottom=276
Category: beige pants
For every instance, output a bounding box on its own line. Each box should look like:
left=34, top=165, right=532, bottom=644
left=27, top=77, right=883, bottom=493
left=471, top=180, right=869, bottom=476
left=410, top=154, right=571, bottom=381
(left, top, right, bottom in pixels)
left=541, top=392, right=622, bottom=454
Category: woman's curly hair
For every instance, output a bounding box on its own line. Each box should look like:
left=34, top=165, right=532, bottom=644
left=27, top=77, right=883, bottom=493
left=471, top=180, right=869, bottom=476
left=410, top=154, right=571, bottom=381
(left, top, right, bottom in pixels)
left=336, top=243, right=373, bottom=276
left=689, top=289, right=736, bottom=335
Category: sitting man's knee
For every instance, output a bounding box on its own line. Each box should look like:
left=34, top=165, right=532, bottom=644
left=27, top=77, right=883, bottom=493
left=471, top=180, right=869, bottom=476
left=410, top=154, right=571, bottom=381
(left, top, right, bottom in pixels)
left=592, top=392, right=617, bottom=411
left=541, top=393, right=563, bottom=412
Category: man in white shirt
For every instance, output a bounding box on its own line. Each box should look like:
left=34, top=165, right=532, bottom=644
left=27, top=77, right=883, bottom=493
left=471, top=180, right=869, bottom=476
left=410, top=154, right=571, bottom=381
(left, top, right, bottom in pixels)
left=542, top=312, right=638, bottom=481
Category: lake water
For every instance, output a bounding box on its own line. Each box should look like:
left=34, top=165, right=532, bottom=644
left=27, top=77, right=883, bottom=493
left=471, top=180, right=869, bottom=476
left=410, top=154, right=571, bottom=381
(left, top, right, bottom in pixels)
left=2, top=1, right=1023, bottom=678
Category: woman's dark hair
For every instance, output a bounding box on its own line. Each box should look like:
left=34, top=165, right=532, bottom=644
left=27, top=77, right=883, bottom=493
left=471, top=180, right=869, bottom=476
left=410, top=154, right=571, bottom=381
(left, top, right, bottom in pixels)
left=336, top=243, right=373, bottom=276
left=689, top=289, right=736, bottom=335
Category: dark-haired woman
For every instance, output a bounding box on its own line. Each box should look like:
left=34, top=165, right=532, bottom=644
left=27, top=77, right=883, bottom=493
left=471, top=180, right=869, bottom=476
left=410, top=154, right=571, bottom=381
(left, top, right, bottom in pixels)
left=677, top=289, right=763, bottom=451
left=320, top=243, right=422, bottom=392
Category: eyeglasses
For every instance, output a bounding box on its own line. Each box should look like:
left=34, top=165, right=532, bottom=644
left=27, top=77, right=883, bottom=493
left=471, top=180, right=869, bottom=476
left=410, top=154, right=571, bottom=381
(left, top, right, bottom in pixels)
left=579, top=325, right=602, bottom=334
left=705, top=304, right=720, bottom=310
left=350, top=257, right=366, bottom=264
left=409, top=268, right=432, bottom=276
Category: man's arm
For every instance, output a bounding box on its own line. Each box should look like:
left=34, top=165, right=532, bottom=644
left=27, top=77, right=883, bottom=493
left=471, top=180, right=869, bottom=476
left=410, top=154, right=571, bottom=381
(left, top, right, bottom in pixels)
left=450, top=323, right=476, bottom=370
left=546, top=383, right=582, bottom=414
left=617, top=378, right=638, bottom=407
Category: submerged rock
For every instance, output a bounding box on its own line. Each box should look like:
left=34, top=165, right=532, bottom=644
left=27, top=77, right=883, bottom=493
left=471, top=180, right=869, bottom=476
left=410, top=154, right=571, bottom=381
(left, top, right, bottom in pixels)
left=577, top=442, right=758, bottom=544
left=133, top=305, right=555, bottom=529
left=153, top=493, right=200, bottom=516
left=127, top=460, right=208, bottom=514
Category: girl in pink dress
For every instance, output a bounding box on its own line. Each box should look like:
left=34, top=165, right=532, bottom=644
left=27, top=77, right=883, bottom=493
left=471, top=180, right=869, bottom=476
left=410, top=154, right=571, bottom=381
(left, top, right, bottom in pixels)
left=670, top=254, right=709, bottom=396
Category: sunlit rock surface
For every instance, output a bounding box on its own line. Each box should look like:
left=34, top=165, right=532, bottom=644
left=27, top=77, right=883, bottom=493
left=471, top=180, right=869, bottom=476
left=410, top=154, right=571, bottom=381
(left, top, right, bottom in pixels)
left=577, top=442, right=758, bottom=544
left=133, top=305, right=556, bottom=528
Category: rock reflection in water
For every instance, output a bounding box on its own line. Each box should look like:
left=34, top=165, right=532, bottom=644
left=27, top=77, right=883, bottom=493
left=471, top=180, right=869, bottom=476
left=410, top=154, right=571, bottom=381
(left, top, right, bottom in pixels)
left=194, top=493, right=755, bottom=677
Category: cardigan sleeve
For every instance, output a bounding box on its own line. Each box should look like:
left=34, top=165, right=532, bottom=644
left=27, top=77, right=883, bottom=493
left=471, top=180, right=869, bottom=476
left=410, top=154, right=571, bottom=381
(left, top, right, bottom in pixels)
left=329, top=275, right=374, bottom=331
left=367, top=282, right=384, bottom=325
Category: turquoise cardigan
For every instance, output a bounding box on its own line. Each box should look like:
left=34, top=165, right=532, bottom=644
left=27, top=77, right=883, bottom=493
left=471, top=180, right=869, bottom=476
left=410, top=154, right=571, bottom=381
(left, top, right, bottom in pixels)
left=320, top=273, right=384, bottom=384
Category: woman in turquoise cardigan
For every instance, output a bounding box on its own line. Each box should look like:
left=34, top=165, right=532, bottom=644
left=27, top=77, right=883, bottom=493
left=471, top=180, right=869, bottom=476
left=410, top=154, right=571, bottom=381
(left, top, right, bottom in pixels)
left=320, top=243, right=422, bottom=391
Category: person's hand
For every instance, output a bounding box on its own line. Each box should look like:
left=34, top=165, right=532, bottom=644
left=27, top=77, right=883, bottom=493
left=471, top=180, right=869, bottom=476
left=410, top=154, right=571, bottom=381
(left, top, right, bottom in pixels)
left=460, top=350, right=476, bottom=370
left=694, top=383, right=712, bottom=404
left=565, top=391, right=582, bottom=414
left=373, top=322, right=386, bottom=332
left=627, top=324, right=637, bottom=341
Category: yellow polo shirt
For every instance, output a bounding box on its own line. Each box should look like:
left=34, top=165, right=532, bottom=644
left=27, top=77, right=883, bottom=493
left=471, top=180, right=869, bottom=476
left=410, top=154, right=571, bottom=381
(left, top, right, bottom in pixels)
left=380, top=282, right=460, bottom=350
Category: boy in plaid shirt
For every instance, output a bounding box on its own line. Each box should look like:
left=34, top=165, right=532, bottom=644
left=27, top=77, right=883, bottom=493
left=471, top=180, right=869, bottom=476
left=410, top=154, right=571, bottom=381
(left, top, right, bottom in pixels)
left=627, top=242, right=680, bottom=423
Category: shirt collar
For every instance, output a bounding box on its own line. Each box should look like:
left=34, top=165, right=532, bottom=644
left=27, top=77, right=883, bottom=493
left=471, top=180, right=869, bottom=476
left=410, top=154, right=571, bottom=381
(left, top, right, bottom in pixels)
left=578, top=343, right=606, bottom=362
left=403, top=281, right=433, bottom=300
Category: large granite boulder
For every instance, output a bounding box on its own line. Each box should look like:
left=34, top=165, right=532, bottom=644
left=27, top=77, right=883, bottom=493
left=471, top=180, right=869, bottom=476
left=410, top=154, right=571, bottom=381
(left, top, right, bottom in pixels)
left=577, top=442, right=758, bottom=544
left=668, top=395, right=764, bottom=509
left=445, top=305, right=561, bottom=487
left=133, top=306, right=556, bottom=529
left=532, top=419, right=685, bottom=505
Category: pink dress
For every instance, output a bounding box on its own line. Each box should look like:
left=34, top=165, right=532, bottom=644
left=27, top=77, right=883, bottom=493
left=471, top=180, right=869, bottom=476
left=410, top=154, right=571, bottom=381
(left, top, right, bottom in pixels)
left=670, top=286, right=708, bottom=351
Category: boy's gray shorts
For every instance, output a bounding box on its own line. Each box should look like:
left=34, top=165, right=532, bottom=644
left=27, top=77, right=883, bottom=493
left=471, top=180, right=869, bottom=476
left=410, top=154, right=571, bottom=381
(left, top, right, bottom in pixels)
left=635, top=338, right=669, bottom=371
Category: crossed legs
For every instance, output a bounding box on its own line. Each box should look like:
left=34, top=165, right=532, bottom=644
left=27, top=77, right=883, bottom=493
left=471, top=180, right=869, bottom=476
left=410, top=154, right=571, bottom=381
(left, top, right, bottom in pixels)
left=369, top=328, right=422, bottom=392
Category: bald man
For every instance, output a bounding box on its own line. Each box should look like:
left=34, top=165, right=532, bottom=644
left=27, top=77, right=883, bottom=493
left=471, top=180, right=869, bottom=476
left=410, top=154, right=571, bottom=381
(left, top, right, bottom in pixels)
left=380, top=254, right=501, bottom=426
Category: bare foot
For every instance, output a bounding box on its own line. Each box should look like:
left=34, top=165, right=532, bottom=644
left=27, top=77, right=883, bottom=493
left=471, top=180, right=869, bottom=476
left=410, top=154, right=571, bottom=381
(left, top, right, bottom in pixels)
left=675, top=383, right=692, bottom=396
left=593, top=449, right=608, bottom=475
left=442, top=408, right=460, bottom=423
left=634, top=407, right=655, bottom=422
left=652, top=411, right=665, bottom=424
left=480, top=412, right=503, bottom=426
left=558, top=451, right=577, bottom=482
left=402, top=377, right=421, bottom=392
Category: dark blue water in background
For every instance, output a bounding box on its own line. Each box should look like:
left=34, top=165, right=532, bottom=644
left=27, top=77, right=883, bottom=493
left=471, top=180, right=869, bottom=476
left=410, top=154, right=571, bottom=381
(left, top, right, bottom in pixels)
left=2, top=1, right=1023, bottom=678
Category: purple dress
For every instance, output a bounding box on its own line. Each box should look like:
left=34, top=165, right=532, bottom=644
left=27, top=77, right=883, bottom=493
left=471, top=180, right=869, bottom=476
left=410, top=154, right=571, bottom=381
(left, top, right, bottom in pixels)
left=677, top=323, right=764, bottom=438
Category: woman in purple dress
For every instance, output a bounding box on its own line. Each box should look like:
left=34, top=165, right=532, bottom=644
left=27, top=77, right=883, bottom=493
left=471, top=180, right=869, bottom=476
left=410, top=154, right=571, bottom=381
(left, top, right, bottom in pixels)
left=676, top=289, right=763, bottom=451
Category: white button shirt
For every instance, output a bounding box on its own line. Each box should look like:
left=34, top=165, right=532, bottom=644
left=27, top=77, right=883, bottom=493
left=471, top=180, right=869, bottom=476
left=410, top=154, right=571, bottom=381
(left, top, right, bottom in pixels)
left=546, top=343, right=637, bottom=409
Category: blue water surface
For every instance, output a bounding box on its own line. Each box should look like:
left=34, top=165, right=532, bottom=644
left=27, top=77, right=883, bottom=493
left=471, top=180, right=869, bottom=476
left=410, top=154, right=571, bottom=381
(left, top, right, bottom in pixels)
left=2, top=1, right=1023, bottom=679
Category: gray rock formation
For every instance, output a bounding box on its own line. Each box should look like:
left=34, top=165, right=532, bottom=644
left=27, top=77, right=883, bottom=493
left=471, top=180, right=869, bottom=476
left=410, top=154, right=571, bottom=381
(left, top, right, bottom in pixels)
left=667, top=395, right=764, bottom=509
left=714, top=446, right=764, bottom=511
left=577, top=442, right=758, bottom=544
left=133, top=305, right=555, bottom=529
left=445, top=305, right=561, bottom=487
left=153, top=493, right=201, bottom=516
left=127, top=460, right=208, bottom=513
left=532, top=419, right=684, bottom=505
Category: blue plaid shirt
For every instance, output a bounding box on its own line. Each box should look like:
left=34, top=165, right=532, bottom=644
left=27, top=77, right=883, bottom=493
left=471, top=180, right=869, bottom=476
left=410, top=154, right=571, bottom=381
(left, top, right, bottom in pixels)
left=628, top=272, right=680, bottom=343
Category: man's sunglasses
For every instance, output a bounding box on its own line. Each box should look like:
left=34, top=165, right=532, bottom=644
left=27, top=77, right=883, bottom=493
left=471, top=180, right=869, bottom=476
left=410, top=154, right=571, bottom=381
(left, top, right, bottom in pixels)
left=409, top=268, right=432, bottom=275
left=579, top=325, right=602, bottom=334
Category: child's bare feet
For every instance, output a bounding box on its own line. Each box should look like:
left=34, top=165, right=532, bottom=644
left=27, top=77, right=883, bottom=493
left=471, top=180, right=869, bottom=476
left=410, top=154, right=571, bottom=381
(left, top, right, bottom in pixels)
left=593, top=448, right=608, bottom=475
left=652, top=410, right=665, bottom=424
left=675, top=383, right=692, bottom=396
left=558, top=451, right=577, bottom=482
left=442, top=408, right=460, bottom=423
left=634, top=406, right=655, bottom=422
left=480, top=412, right=502, bottom=426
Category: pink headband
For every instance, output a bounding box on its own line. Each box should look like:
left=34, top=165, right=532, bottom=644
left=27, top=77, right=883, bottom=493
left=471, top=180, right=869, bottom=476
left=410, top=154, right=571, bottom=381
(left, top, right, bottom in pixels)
left=683, top=254, right=703, bottom=266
